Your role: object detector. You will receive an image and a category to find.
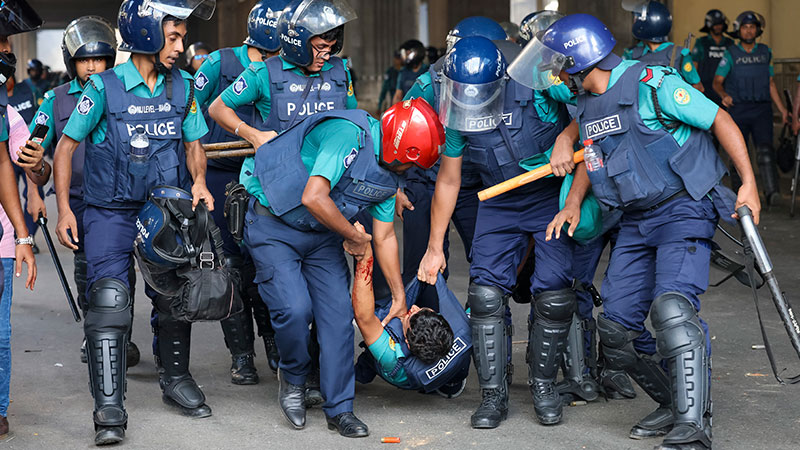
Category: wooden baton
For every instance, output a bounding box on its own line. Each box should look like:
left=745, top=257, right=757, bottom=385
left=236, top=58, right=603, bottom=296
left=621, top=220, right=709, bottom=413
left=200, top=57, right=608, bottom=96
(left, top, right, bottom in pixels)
left=477, top=150, right=585, bottom=201
left=202, top=140, right=253, bottom=151
left=202, top=140, right=255, bottom=159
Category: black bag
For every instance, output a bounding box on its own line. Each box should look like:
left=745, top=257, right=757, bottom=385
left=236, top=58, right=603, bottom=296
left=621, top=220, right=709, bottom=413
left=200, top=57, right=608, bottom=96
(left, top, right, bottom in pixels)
left=224, top=181, right=250, bottom=244
left=777, top=124, right=795, bottom=174
left=168, top=203, right=243, bottom=322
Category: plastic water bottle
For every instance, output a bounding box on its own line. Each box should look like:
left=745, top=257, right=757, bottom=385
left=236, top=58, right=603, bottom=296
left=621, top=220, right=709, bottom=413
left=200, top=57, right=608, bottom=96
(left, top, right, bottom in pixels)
left=130, top=125, right=149, bottom=164
left=583, top=139, right=603, bottom=172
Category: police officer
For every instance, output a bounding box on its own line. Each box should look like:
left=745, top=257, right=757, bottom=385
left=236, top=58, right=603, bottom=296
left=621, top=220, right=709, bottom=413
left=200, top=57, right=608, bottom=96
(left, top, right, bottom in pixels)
left=243, top=99, right=443, bottom=435
left=621, top=1, right=703, bottom=91
left=194, top=0, right=288, bottom=386
left=713, top=11, right=790, bottom=206
left=377, top=50, right=402, bottom=113
left=391, top=39, right=427, bottom=104
left=24, top=59, right=48, bottom=97
left=418, top=36, right=577, bottom=428
left=692, top=9, right=734, bottom=105
left=352, top=222, right=470, bottom=398
left=209, top=0, right=358, bottom=404
left=183, top=41, right=211, bottom=75
left=0, top=0, right=40, bottom=435
left=533, top=13, right=760, bottom=450
left=51, top=0, right=216, bottom=445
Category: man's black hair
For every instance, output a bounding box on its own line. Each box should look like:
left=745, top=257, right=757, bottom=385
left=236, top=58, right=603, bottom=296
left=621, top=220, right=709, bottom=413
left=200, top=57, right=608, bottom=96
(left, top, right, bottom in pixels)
left=318, top=25, right=343, bottom=44
left=407, top=310, right=454, bottom=364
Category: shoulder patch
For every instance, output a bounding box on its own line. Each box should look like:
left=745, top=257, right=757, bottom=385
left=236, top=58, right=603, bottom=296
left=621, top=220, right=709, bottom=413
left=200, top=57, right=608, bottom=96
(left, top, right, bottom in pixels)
left=76, top=95, right=95, bottom=115
left=347, top=82, right=354, bottom=97
left=683, top=62, right=693, bottom=73
left=673, top=87, right=690, bottom=105
left=388, top=336, right=396, bottom=351
left=232, top=76, right=248, bottom=95
left=34, top=110, right=49, bottom=125
left=640, top=67, right=654, bottom=83
left=190, top=99, right=198, bottom=115
left=43, top=90, right=54, bottom=100
left=641, top=66, right=676, bottom=89
left=718, top=57, right=728, bottom=68
left=194, top=72, right=209, bottom=91
left=343, top=147, right=358, bottom=168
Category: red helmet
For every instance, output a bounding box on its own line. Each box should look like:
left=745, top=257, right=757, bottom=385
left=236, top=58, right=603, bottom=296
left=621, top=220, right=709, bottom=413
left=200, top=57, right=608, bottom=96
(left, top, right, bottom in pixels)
left=380, top=98, right=445, bottom=170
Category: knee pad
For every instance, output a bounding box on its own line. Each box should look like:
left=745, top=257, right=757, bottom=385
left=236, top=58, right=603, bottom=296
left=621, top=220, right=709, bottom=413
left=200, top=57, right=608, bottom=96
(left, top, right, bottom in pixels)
left=467, top=283, right=506, bottom=318
left=756, top=143, right=774, bottom=163
left=597, top=314, right=640, bottom=370
left=651, top=292, right=704, bottom=359
left=533, top=288, right=576, bottom=323
left=88, top=278, right=131, bottom=314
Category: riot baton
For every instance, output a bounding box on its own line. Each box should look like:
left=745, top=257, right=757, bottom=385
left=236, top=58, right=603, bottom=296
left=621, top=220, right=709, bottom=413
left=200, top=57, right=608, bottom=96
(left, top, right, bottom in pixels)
left=203, top=140, right=255, bottom=160
left=737, top=205, right=800, bottom=383
left=478, top=150, right=585, bottom=201
left=36, top=213, right=81, bottom=322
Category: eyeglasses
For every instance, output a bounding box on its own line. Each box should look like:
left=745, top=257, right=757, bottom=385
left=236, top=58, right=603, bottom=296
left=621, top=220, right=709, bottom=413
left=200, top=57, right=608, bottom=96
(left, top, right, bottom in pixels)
left=193, top=54, right=209, bottom=61
left=310, top=43, right=331, bottom=59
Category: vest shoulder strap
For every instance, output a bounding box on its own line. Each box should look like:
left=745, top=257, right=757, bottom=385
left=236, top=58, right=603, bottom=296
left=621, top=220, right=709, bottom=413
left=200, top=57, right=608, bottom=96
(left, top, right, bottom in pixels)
left=219, top=47, right=245, bottom=83
left=52, top=83, right=77, bottom=123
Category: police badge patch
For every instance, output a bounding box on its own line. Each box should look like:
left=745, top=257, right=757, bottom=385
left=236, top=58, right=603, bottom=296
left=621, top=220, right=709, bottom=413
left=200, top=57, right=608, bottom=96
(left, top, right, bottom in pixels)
left=195, top=73, right=209, bottom=91
left=34, top=111, right=49, bottom=126
left=343, top=148, right=358, bottom=168
left=232, top=77, right=248, bottom=95
left=77, top=96, right=94, bottom=115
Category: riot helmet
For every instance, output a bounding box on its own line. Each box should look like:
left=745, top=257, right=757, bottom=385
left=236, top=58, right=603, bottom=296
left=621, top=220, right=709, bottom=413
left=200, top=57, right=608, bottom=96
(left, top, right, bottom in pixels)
left=380, top=97, right=445, bottom=170
left=624, top=0, right=672, bottom=43
left=508, top=13, right=618, bottom=95
left=518, top=10, right=563, bottom=45
left=277, top=0, right=357, bottom=67
left=244, top=0, right=291, bottom=53
left=61, top=16, right=117, bottom=80
left=118, top=0, right=216, bottom=54
left=446, top=16, right=507, bottom=52
left=729, top=11, right=765, bottom=42
left=0, top=0, right=42, bottom=38
left=439, top=36, right=507, bottom=133
left=700, top=9, right=727, bottom=33
left=399, top=39, right=425, bottom=68
left=183, top=41, right=211, bottom=72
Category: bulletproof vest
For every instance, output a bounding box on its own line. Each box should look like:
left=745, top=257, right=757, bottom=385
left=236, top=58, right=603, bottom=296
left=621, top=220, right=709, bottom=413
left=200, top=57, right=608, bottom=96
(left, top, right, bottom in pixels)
left=255, top=109, right=400, bottom=231
left=461, top=78, right=569, bottom=191
left=9, top=78, right=37, bottom=125
left=724, top=44, right=771, bottom=104
left=398, top=64, right=427, bottom=96
left=263, top=56, right=349, bottom=133
left=52, top=83, right=85, bottom=198
left=379, top=276, right=472, bottom=392
left=83, top=69, right=191, bottom=209
left=629, top=43, right=684, bottom=73
left=204, top=47, right=265, bottom=172
left=576, top=62, right=726, bottom=211
left=696, top=35, right=734, bottom=86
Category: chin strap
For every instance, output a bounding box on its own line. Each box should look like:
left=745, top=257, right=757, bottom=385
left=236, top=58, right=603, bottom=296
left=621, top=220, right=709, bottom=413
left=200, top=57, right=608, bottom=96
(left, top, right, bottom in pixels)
left=154, top=55, right=173, bottom=101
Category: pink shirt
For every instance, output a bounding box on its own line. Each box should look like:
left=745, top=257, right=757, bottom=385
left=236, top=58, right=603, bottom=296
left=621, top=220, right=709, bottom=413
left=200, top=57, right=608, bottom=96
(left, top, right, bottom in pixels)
left=0, top=106, right=30, bottom=258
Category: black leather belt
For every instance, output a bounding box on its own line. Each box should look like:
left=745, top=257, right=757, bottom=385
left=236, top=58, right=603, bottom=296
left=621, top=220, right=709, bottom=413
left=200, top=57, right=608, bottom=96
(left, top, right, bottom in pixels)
left=645, top=189, right=689, bottom=212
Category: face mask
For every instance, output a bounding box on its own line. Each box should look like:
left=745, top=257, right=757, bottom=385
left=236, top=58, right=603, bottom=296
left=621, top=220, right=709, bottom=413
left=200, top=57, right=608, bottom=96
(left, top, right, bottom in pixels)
left=0, top=52, right=16, bottom=85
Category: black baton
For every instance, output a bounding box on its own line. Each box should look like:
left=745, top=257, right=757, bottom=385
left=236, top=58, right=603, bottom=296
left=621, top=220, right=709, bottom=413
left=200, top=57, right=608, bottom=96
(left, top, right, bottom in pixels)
left=36, top=213, right=81, bottom=322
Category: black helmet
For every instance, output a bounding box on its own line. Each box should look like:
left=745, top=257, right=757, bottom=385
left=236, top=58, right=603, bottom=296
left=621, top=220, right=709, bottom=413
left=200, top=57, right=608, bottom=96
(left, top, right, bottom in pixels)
left=0, top=0, right=42, bottom=37
left=399, top=39, right=425, bottom=68
left=700, top=9, right=727, bottom=33
left=61, top=16, right=117, bottom=79
left=729, top=11, right=765, bottom=40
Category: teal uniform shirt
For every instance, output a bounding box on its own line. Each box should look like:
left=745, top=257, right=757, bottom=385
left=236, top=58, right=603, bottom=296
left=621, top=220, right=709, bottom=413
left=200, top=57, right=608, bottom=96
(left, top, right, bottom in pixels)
left=368, top=330, right=409, bottom=387
left=622, top=41, right=701, bottom=85
left=244, top=116, right=396, bottom=223
left=0, top=106, right=7, bottom=142
left=228, top=55, right=358, bottom=206
left=193, top=44, right=252, bottom=109
left=29, top=78, right=83, bottom=149
left=578, top=59, right=719, bottom=146
left=715, top=43, right=775, bottom=78
left=443, top=84, right=573, bottom=160
left=403, top=70, right=435, bottom=105
left=62, top=59, right=207, bottom=144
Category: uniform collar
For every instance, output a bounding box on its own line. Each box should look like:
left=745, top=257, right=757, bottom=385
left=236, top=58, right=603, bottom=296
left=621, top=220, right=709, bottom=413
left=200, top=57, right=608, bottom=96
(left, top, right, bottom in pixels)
left=279, top=55, right=333, bottom=75
left=117, top=58, right=166, bottom=92
left=67, top=77, right=84, bottom=95
left=642, top=41, right=672, bottom=54
left=736, top=42, right=761, bottom=53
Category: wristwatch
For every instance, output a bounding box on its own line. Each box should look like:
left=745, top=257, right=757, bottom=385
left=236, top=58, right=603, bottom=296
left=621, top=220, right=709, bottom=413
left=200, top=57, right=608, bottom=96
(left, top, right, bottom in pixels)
left=14, top=236, right=34, bottom=246
left=33, top=161, right=47, bottom=176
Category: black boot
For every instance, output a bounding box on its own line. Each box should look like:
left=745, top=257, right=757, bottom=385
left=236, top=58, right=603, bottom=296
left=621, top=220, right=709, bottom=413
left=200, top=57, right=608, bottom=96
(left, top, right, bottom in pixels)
left=278, top=369, right=306, bottom=429
left=126, top=341, right=140, bottom=368
left=757, top=144, right=781, bottom=207
left=470, top=387, right=509, bottom=429
left=305, top=322, right=323, bottom=407
left=600, top=367, right=637, bottom=399
left=157, top=311, right=211, bottom=418
left=326, top=412, right=369, bottom=438
left=529, top=290, right=575, bottom=425
left=264, top=333, right=280, bottom=374
left=220, top=311, right=259, bottom=385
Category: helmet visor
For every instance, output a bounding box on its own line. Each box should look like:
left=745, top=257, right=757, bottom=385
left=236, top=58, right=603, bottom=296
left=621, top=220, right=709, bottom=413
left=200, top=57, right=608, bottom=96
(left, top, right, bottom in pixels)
left=147, top=0, right=217, bottom=21
left=523, top=11, right=564, bottom=39
left=439, top=76, right=506, bottom=132
left=288, top=0, right=357, bottom=36
left=63, top=17, right=117, bottom=57
left=0, top=0, right=43, bottom=36
left=507, top=35, right=568, bottom=90
left=621, top=0, right=648, bottom=14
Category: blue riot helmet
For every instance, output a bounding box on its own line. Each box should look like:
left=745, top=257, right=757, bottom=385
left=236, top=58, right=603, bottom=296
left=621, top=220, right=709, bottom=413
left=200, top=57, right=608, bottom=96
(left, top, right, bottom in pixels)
left=0, top=0, right=42, bottom=37
left=439, top=36, right=507, bottom=132
left=518, top=10, right=563, bottom=45
left=61, top=16, right=117, bottom=80
left=244, top=0, right=291, bottom=53
left=445, top=16, right=507, bottom=52
left=278, top=0, right=357, bottom=67
left=729, top=11, right=765, bottom=40
left=624, top=0, right=672, bottom=43
left=509, top=14, right=617, bottom=94
left=118, top=0, right=216, bottom=54
left=700, top=9, right=727, bottom=33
